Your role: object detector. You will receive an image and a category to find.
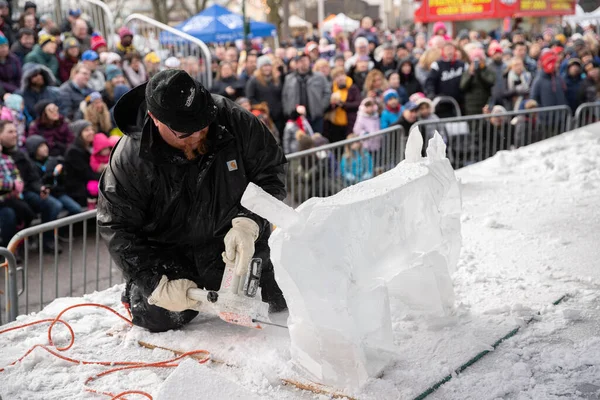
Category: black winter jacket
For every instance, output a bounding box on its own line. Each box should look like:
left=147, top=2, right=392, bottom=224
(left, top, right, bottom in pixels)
left=64, top=138, right=101, bottom=206
left=424, top=59, right=465, bottom=102
left=97, top=94, right=287, bottom=296
left=245, top=76, right=283, bottom=121
left=211, top=76, right=245, bottom=100
left=25, top=135, right=66, bottom=197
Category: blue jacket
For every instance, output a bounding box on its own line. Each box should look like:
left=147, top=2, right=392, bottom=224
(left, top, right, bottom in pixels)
left=564, top=74, right=583, bottom=113
left=380, top=108, right=402, bottom=129
left=531, top=72, right=567, bottom=109
left=340, top=150, right=373, bottom=185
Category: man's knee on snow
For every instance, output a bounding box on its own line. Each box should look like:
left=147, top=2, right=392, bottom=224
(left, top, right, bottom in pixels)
left=127, top=283, right=198, bottom=333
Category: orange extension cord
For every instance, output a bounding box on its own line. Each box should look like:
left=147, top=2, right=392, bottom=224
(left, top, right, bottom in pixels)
left=0, top=303, right=211, bottom=400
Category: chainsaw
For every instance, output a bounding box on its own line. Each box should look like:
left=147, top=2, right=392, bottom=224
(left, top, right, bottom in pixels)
left=187, top=258, right=284, bottom=329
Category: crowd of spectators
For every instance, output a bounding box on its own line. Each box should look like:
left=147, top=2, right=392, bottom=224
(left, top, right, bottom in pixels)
left=0, top=1, right=599, bottom=251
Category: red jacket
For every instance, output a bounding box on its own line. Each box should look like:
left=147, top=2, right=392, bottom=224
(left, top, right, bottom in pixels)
left=28, top=116, right=74, bottom=157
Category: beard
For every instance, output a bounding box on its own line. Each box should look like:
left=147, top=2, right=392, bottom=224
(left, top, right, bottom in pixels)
left=181, top=133, right=209, bottom=160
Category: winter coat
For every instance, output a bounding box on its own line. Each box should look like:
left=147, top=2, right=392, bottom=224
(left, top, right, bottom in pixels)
left=0, top=152, right=22, bottom=201
left=327, top=77, right=361, bottom=134
left=97, top=93, right=286, bottom=296
left=58, top=54, right=79, bottom=83
left=10, top=41, right=33, bottom=64
left=15, top=64, right=61, bottom=120
left=245, top=76, right=283, bottom=122
left=579, top=77, right=598, bottom=104
left=282, top=117, right=314, bottom=154
left=425, top=59, right=465, bottom=103
left=24, top=135, right=66, bottom=197
left=90, top=133, right=112, bottom=173
left=487, top=59, right=507, bottom=108
left=83, top=102, right=112, bottom=134
left=399, top=59, right=423, bottom=99
left=340, top=150, right=373, bottom=185
left=374, top=59, right=398, bottom=75
left=415, top=65, right=430, bottom=87
left=58, top=81, right=92, bottom=121
left=64, top=136, right=101, bottom=206
left=381, top=107, right=402, bottom=130
left=460, top=65, right=496, bottom=115
left=392, top=112, right=415, bottom=135
left=211, top=76, right=245, bottom=101
left=2, top=144, right=41, bottom=194
left=0, top=21, right=16, bottom=46
left=564, top=74, right=584, bottom=114
left=0, top=54, right=22, bottom=93
left=24, top=45, right=60, bottom=80
left=353, top=98, right=382, bottom=152
left=504, top=70, right=533, bottom=110
left=122, top=61, right=148, bottom=88
left=531, top=72, right=567, bottom=109
left=282, top=71, right=331, bottom=120
left=88, top=69, right=106, bottom=92
left=28, top=116, right=74, bottom=157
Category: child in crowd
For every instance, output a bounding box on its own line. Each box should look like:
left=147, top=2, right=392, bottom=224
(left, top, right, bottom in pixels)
left=283, top=105, right=314, bottom=154
left=1, top=94, right=28, bottom=147
left=380, top=89, right=402, bottom=129
left=340, top=133, right=373, bottom=186
left=353, top=97, right=382, bottom=154
left=0, top=141, right=35, bottom=239
left=86, top=133, right=113, bottom=209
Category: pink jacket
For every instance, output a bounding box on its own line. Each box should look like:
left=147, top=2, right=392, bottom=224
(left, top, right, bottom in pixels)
left=89, top=133, right=112, bottom=173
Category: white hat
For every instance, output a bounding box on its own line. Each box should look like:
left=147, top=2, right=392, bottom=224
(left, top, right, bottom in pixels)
left=165, top=56, right=181, bottom=69
left=100, top=52, right=121, bottom=65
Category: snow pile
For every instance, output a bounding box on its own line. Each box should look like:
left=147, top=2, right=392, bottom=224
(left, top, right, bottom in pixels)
left=243, top=131, right=462, bottom=390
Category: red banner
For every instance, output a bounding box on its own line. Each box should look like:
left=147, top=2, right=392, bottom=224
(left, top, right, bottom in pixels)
left=414, top=0, right=575, bottom=23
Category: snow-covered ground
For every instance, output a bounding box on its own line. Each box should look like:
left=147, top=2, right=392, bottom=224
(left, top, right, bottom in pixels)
left=1, top=124, right=599, bottom=400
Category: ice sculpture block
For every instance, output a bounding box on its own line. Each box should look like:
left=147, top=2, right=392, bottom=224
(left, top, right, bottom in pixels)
left=241, top=132, right=462, bottom=390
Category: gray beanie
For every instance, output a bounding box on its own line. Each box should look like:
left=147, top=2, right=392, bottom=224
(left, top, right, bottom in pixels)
left=69, top=120, right=92, bottom=138
left=257, top=55, right=272, bottom=69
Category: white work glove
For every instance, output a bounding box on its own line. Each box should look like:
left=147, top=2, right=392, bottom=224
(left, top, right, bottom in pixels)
left=222, top=217, right=260, bottom=276
left=147, top=275, right=200, bottom=312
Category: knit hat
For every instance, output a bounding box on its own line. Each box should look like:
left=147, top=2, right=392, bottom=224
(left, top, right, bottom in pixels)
left=118, top=27, right=133, bottom=40
left=34, top=99, right=54, bottom=117
left=354, top=37, right=369, bottom=48
left=38, top=34, right=56, bottom=48
left=0, top=35, right=7, bottom=46
left=69, top=8, right=81, bottom=17
left=540, top=51, right=558, bottom=74
left=554, top=33, right=567, bottom=45
left=144, top=52, right=160, bottom=64
left=164, top=57, right=180, bottom=68
left=257, top=55, right=271, bottom=69
left=491, top=105, right=507, bottom=114
left=383, top=89, right=399, bottom=103
left=101, top=52, right=121, bottom=65
left=105, top=65, right=123, bottom=81
left=487, top=42, right=503, bottom=56
left=87, top=91, right=102, bottom=103
left=69, top=120, right=92, bottom=137
left=415, top=97, right=433, bottom=109
left=63, top=37, right=79, bottom=50
left=112, top=84, right=129, bottom=104
left=24, top=1, right=36, bottom=12
left=409, top=92, right=426, bottom=103
left=81, top=50, right=99, bottom=61
left=90, top=33, right=107, bottom=52
left=5, top=94, right=23, bottom=111
left=403, top=101, right=419, bottom=111
left=25, top=135, right=46, bottom=159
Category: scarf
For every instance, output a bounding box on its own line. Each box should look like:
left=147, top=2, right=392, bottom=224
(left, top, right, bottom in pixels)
left=116, top=42, right=135, bottom=55
left=332, top=76, right=353, bottom=126
left=386, top=104, right=400, bottom=113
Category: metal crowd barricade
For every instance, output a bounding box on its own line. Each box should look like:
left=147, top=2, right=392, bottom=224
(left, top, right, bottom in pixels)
left=413, top=105, right=572, bottom=169
left=0, top=210, right=121, bottom=323
left=0, top=247, right=18, bottom=324
left=15, top=0, right=116, bottom=48
left=124, top=14, right=213, bottom=89
left=573, top=102, right=600, bottom=129
left=285, top=126, right=406, bottom=207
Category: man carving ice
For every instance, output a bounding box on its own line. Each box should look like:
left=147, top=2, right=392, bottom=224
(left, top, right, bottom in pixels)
left=97, top=70, right=287, bottom=332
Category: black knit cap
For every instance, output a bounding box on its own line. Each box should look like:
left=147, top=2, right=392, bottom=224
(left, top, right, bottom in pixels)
left=145, top=69, right=217, bottom=134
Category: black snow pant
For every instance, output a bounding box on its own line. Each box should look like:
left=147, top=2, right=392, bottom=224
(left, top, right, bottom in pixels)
left=121, top=240, right=284, bottom=333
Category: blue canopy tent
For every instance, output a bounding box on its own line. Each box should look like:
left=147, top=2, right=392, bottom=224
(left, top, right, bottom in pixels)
left=160, top=5, right=277, bottom=44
